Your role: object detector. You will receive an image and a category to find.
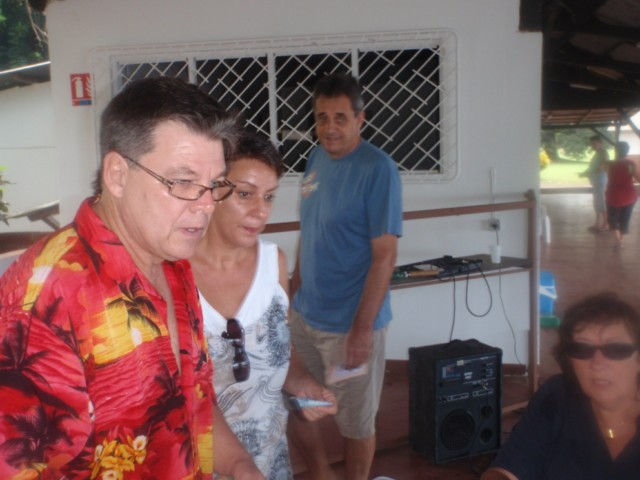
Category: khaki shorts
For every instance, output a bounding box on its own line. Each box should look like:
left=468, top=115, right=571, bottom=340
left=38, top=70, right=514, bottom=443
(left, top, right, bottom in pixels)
left=289, top=309, right=387, bottom=439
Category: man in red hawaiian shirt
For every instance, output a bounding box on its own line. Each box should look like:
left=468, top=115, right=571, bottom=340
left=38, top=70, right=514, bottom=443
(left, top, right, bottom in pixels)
left=0, top=77, right=262, bottom=479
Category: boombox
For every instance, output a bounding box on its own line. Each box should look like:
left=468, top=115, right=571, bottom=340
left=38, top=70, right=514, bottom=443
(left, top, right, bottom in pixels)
left=409, top=339, right=502, bottom=463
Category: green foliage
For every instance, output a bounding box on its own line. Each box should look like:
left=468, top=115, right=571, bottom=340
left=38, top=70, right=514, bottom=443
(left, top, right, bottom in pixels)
left=541, top=128, right=613, bottom=162
left=0, top=0, right=48, bottom=71
left=554, top=129, right=593, bottom=158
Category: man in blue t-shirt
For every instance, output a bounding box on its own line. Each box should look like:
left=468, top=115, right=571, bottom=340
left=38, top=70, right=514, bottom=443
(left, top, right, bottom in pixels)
left=289, top=73, right=402, bottom=480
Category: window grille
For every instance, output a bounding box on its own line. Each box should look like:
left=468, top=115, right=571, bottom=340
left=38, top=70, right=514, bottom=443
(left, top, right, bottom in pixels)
left=96, top=31, right=457, bottom=181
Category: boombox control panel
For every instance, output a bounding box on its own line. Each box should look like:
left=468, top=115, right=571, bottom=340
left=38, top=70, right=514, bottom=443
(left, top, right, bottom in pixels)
left=437, top=354, right=499, bottom=405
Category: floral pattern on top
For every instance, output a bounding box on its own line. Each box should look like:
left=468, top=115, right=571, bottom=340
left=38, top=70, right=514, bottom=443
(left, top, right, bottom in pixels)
left=0, top=199, right=215, bottom=480
left=201, top=240, right=292, bottom=480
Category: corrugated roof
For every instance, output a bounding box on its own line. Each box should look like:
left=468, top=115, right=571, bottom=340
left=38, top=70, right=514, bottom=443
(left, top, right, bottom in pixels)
left=521, top=0, right=640, bottom=125
left=541, top=107, right=640, bottom=127
left=0, top=61, right=50, bottom=91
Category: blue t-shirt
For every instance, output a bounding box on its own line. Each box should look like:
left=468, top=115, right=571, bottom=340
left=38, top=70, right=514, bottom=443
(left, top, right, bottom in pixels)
left=292, top=140, right=402, bottom=333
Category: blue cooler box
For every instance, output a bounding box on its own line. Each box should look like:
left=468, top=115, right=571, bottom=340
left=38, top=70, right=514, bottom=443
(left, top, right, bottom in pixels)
left=539, top=271, right=557, bottom=316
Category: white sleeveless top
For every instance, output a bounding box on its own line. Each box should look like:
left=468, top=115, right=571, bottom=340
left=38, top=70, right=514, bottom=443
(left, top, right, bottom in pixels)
left=200, top=240, right=292, bottom=480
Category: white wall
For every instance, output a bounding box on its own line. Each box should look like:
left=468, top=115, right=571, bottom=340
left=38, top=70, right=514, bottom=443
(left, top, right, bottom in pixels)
left=617, top=111, right=640, bottom=154
left=0, top=82, right=58, bottom=232
left=45, top=0, right=542, bottom=363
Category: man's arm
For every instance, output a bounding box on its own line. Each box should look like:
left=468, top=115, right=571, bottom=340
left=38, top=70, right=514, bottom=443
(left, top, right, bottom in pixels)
left=212, top=404, right=264, bottom=480
left=278, top=248, right=337, bottom=421
left=0, top=310, right=91, bottom=478
left=630, top=162, right=640, bottom=183
left=345, top=233, right=397, bottom=368
left=289, top=238, right=302, bottom=298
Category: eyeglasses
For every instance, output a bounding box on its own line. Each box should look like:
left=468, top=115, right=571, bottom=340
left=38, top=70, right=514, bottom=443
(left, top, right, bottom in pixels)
left=566, top=341, right=638, bottom=360
left=123, top=155, right=235, bottom=202
left=221, top=318, right=250, bottom=382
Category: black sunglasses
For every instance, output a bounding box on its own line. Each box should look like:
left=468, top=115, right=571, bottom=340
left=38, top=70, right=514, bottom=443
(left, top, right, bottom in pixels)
left=221, top=318, right=250, bottom=382
left=566, top=341, right=638, bottom=360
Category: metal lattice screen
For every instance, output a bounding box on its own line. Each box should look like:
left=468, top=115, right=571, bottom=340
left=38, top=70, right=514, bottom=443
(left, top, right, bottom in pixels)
left=108, top=32, right=456, bottom=180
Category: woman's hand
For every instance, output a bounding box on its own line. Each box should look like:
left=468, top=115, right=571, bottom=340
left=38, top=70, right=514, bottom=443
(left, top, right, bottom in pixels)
left=284, top=346, right=337, bottom=421
left=290, top=381, right=337, bottom=422
left=228, top=459, right=266, bottom=480
left=480, top=467, right=519, bottom=480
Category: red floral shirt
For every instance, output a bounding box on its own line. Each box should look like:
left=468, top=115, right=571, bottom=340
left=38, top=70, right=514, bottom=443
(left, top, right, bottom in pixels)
left=0, top=199, right=215, bottom=480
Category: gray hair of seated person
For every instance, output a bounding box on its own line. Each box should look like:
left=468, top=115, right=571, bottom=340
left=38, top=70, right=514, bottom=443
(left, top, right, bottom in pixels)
left=228, top=131, right=284, bottom=179
left=313, top=72, right=365, bottom=115
left=94, top=76, right=240, bottom=195
left=554, top=292, right=640, bottom=388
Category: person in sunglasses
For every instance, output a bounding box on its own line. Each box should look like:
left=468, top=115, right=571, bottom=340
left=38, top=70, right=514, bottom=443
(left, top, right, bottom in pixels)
left=0, top=77, right=240, bottom=479
left=192, top=131, right=337, bottom=480
left=482, top=292, right=640, bottom=480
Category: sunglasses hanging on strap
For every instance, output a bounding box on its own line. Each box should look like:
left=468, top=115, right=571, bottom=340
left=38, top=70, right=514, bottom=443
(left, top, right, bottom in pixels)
left=222, top=318, right=250, bottom=382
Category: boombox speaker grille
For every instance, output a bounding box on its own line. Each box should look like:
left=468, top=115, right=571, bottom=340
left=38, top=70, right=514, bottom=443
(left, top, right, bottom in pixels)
left=409, top=338, right=502, bottom=463
left=440, top=409, right=476, bottom=450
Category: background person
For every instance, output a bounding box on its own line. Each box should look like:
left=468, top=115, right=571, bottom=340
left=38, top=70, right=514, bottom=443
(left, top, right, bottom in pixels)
left=605, top=141, right=639, bottom=248
left=482, top=292, right=640, bottom=480
left=582, top=135, right=609, bottom=232
left=0, top=76, right=247, bottom=479
left=288, top=73, right=403, bottom=480
left=191, top=132, right=336, bottom=480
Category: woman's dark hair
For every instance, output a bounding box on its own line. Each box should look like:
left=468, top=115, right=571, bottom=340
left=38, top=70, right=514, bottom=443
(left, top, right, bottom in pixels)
left=95, top=76, right=240, bottom=195
left=615, top=141, right=630, bottom=160
left=229, top=131, right=284, bottom=178
left=554, top=292, right=640, bottom=385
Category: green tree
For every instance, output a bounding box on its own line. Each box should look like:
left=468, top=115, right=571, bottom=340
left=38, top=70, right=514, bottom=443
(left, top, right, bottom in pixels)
left=0, top=0, right=48, bottom=71
left=541, top=128, right=608, bottom=162
left=555, top=128, right=594, bottom=159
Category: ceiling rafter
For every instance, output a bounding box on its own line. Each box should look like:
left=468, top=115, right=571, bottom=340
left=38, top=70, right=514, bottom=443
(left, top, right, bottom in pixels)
left=521, top=0, right=640, bottom=127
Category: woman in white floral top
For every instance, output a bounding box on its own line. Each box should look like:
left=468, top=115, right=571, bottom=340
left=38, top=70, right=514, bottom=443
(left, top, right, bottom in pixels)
left=192, top=131, right=336, bottom=480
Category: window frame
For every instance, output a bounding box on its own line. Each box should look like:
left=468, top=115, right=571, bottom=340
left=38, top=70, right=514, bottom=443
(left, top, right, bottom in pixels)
left=91, top=29, right=457, bottom=183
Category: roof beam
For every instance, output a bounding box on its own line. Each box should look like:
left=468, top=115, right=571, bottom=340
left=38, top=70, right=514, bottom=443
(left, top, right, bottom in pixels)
left=544, top=70, right=639, bottom=94
left=543, top=83, right=640, bottom=110
left=547, top=21, right=640, bottom=43
left=545, top=44, right=640, bottom=77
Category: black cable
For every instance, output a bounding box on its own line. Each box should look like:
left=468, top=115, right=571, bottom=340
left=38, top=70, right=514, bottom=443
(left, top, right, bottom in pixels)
left=464, top=267, right=492, bottom=317
left=492, top=228, right=523, bottom=365
left=449, top=275, right=457, bottom=341
left=498, top=262, right=524, bottom=365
